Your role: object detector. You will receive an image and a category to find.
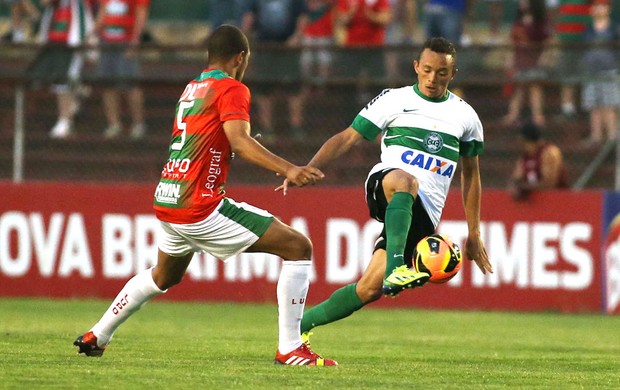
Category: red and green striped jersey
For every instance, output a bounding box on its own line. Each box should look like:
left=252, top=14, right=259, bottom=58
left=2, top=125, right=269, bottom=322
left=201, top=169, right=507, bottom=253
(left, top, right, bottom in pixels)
left=555, top=0, right=590, bottom=43
left=305, top=1, right=334, bottom=38
left=153, top=68, right=251, bottom=224
left=48, top=3, right=73, bottom=43
left=99, top=0, right=150, bottom=43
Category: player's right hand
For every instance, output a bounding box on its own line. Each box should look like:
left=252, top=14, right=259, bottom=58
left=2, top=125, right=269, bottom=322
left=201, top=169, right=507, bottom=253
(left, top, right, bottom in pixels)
left=275, top=179, right=290, bottom=195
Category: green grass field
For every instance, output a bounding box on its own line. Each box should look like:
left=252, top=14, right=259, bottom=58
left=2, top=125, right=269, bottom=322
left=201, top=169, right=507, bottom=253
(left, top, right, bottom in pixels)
left=1, top=298, right=619, bottom=389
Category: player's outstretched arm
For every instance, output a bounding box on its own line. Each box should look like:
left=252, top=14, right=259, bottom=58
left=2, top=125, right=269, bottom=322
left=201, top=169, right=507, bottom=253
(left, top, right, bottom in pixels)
left=308, top=127, right=363, bottom=170
left=223, top=119, right=324, bottom=186
left=276, top=126, right=363, bottom=194
left=461, top=155, right=493, bottom=274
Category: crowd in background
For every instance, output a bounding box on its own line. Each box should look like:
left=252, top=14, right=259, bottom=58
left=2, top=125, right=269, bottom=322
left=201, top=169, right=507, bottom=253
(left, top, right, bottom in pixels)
left=1, top=0, right=150, bottom=139
left=0, top=0, right=617, bottom=190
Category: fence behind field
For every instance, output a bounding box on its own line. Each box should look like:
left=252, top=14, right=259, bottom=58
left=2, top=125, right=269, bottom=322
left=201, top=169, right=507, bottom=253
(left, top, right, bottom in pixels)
left=0, top=42, right=618, bottom=189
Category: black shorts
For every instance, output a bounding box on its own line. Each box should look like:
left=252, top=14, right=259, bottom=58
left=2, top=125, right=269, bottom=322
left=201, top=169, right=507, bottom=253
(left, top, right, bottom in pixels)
left=333, top=47, right=386, bottom=79
left=366, top=168, right=436, bottom=267
left=244, top=46, right=301, bottom=95
left=98, top=46, right=140, bottom=88
left=25, top=44, right=83, bottom=87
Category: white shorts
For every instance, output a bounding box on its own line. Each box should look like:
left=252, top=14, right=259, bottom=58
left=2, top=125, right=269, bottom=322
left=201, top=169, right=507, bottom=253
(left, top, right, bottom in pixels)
left=300, top=36, right=333, bottom=77
left=582, top=77, right=620, bottom=111
left=157, top=198, right=274, bottom=260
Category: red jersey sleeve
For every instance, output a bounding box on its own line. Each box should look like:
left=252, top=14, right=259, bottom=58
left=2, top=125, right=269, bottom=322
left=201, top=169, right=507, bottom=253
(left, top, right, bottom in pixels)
left=375, top=0, right=390, bottom=11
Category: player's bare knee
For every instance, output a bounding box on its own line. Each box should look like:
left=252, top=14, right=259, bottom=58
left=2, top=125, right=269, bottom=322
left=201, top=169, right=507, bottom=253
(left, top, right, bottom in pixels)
left=398, top=175, right=418, bottom=195
left=289, top=234, right=313, bottom=260
left=301, top=240, right=313, bottom=259
left=384, top=171, right=419, bottom=198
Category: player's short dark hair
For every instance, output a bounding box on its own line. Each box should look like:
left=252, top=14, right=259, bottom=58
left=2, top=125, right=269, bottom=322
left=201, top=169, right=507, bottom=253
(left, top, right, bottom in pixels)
left=520, top=121, right=541, bottom=141
left=419, top=37, right=457, bottom=63
left=206, top=24, right=250, bottom=64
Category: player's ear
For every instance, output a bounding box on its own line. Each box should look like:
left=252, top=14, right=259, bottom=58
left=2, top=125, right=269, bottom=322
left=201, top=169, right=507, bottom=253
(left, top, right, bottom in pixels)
left=235, top=51, right=246, bottom=67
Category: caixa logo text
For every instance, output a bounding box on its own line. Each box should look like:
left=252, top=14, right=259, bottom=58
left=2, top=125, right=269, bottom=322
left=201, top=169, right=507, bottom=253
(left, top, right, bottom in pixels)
left=401, top=150, right=455, bottom=178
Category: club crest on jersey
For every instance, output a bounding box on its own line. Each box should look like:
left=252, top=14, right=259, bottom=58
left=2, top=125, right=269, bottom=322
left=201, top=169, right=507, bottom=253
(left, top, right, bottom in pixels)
left=423, top=132, right=443, bottom=153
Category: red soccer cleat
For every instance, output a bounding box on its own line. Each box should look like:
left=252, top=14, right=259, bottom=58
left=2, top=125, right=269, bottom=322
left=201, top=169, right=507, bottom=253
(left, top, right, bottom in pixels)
left=274, top=343, right=338, bottom=366
left=73, top=331, right=106, bottom=357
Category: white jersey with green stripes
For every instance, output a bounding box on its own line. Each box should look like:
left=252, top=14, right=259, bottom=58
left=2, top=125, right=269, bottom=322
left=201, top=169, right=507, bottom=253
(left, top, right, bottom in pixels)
left=352, top=84, right=484, bottom=227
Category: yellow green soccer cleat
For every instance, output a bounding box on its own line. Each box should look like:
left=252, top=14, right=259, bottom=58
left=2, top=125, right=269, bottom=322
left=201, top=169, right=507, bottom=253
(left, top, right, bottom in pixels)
left=382, top=265, right=430, bottom=297
left=301, top=331, right=313, bottom=347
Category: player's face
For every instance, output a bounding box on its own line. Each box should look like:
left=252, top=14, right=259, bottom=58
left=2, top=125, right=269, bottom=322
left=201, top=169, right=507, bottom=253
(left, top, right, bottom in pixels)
left=413, top=49, right=457, bottom=99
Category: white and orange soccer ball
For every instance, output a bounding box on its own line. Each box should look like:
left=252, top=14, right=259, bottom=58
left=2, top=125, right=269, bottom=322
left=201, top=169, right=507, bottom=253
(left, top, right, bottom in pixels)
left=414, top=233, right=463, bottom=284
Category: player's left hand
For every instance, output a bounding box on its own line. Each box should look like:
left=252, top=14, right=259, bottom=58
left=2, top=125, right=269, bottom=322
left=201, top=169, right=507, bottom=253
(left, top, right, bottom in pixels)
left=465, top=236, right=493, bottom=274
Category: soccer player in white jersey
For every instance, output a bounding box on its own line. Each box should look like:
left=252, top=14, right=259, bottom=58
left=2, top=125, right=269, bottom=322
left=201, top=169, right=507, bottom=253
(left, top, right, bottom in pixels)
left=278, top=37, right=494, bottom=346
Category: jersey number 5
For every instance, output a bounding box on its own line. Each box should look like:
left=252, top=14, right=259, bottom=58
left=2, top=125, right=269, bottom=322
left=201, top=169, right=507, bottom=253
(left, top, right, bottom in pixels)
left=171, top=101, right=195, bottom=151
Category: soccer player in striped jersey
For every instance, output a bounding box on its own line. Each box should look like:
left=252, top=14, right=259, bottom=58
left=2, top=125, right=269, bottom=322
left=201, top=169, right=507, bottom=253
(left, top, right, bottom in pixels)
left=280, top=37, right=494, bottom=347
left=74, top=24, right=337, bottom=366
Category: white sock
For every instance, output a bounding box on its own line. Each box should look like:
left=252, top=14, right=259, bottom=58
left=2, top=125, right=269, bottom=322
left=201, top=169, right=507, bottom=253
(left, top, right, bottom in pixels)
left=277, top=260, right=311, bottom=354
left=90, top=267, right=165, bottom=346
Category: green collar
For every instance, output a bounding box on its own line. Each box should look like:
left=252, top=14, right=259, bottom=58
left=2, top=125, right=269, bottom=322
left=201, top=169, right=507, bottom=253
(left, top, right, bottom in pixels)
left=198, top=68, right=231, bottom=81
left=413, top=84, right=449, bottom=102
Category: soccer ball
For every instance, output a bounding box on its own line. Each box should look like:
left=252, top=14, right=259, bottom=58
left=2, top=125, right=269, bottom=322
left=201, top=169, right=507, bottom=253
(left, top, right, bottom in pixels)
left=414, top=233, right=463, bottom=284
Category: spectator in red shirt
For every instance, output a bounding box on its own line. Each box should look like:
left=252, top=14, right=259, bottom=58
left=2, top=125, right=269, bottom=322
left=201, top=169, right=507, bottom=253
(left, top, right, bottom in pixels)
left=335, top=0, right=391, bottom=103
left=93, top=0, right=150, bottom=140
left=509, top=121, right=568, bottom=201
left=289, top=0, right=335, bottom=139
left=502, top=0, right=551, bottom=127
left=337, top=0, right=391, bottom=46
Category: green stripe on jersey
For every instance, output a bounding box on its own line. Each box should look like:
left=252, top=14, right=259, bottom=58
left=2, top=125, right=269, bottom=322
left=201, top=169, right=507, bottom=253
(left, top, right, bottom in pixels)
left=351, top=115, right=382, bottom=140
left=169, top=133, right=198, bottom=158
left=218, top=199, right=274, bottom=237
left=175, top=99, right=204, bottom=117
left=384, top=127, right=460, bottom=162
left=196, top=69, right=230, bottom=82
left=460, top=140, right=484, bottom=156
